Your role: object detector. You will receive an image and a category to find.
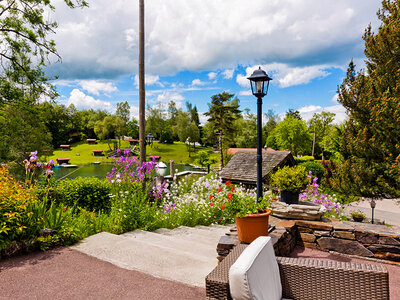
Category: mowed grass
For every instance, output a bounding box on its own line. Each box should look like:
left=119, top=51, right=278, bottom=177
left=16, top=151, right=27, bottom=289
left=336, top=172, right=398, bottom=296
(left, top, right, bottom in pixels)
left=43, top=140, right=219, bottom=166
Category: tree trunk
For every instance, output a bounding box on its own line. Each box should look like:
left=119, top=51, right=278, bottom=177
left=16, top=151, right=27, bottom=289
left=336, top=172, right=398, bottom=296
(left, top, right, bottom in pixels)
left=219, top=131, right=224, bottom=169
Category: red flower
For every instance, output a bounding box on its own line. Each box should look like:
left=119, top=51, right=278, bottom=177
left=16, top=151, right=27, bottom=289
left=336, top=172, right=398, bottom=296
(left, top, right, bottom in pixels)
left=210, top=195, right=213, bottom=200
left=272, top=198, right=277, bottom=202
left=231, top=186, right=235, bottom=191
left=225, top=180, right=232, bottom=186
left=218, top=187, right=222, bottom=193
left=227, top=192, right=233, bottom=199
left=209, top=202, right=214, bottom=207
left=220, top=204, right=226, bottom=210
left=63, top=207, right=67, bottom=212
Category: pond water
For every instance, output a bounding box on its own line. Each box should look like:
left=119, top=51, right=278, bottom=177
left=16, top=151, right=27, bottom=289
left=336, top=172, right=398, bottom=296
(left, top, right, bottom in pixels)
left=52, top=163, right=197, bottom=180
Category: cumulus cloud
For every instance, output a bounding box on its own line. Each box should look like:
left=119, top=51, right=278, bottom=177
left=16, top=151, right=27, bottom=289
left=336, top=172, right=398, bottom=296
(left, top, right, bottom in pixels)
left=154, top=91, right=185, bottom=108
left=134, top=74, right=160, bottom=87
left=67, top=89, right=113, bottom=111
left=47, top=0, right=380, bottom=79
left=191, top=79, right=207, bottom=86
left=222, top=69, right=234, bottom=79
left=237, top=63, right=331, bottom=88
left=298, top=104, right=347, bottom=124
left=208, top=72, right=217, bottom=80
left=79, top=80, right=118, bottom=96
left=239, top=90, right=252, bottom=96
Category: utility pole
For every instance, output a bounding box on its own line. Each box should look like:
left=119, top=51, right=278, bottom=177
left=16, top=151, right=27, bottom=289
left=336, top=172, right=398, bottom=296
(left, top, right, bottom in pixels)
left=139, top=0, right=146, bottom=165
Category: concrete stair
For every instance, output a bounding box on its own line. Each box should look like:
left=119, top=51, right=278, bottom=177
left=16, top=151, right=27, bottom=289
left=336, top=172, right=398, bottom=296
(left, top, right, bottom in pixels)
left=71, top=224, right=232, bottom=287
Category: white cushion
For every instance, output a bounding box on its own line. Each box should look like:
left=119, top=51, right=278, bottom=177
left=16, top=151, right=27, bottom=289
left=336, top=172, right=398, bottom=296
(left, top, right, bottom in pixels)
left=229, top=236, right=282, bottom=300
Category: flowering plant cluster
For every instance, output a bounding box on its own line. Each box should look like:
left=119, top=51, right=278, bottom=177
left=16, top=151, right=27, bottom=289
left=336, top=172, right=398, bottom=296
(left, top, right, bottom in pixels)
left=208, top=180, right=272, bottom=218
left=300, top=171, right=341, bottom=217
left=23, top=151, right=54, bottom=187
left=350, top=209, right=366, bottom=219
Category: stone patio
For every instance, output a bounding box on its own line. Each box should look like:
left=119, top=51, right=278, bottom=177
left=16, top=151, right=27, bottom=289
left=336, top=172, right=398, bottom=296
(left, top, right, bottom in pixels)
left=217, top=216, right=400, bottom=264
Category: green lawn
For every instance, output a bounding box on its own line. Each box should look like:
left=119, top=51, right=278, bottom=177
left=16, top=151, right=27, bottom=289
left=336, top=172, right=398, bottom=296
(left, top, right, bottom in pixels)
left=43, top=140, right=219, bottom=166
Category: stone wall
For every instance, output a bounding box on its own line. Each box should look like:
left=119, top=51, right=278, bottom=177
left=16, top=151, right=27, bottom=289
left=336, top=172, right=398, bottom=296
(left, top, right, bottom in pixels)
left=216, top=216, right=400, bottom=263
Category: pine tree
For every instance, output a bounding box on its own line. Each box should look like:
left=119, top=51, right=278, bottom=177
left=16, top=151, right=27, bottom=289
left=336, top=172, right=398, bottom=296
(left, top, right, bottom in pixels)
left=204, top=92, right=241, bottom=168
left=329, top=0, right=400, bottom=196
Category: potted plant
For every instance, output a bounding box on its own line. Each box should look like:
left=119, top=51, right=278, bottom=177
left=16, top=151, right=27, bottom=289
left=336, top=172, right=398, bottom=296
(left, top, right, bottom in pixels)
left=270, top=165, right=308, bottom=205
left=350, top=210, right=366, bottom=222
left=212, top=181, right=272, bottom=243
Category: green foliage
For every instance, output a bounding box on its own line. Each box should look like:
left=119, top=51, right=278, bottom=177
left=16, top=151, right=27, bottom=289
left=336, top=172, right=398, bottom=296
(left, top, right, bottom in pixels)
left=294, top=156, right=315, bottom=163
left=54, top=177, right=112, bottom=212
left=266, top=116, right=312, bottom=156
left=234, top=113, right=257, bottom=148
left=0, top=167, right=39, bottom=250
left=204, top=92, right=241, bottom=167
left=328, top=1, right=400, bottom=197
left=270, top=165, right=308, bottom=193
left=308, top=111, right=335, bottom=158
left=350, top=209, right=366, bottom=219
left=300, top=161, right=325, bottom=182
left=196, top=150, right=217, bottom=168
left=159, top=128, right=174, bottom=144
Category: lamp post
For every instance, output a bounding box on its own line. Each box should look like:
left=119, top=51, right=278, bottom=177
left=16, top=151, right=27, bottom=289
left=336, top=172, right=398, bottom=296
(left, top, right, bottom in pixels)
left=370, top=199, right=376, bottom=224
left=146, top=133, right=155, bottom=147
left=248, top=67, right=272, bottom=203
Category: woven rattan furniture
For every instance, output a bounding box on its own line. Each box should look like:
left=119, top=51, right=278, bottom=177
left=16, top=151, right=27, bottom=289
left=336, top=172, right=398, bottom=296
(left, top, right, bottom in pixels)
left=205, top=244, right=389, bottom=300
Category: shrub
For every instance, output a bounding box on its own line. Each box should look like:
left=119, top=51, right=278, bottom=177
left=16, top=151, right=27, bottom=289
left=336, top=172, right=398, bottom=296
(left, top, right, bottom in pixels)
left=0, top=167, right=39, bottom=250
left=270, top=165, right=308, bottom=193
left=300, top=160, right=325, bottom=182
left=55, top=177, right=112, bottom=212
left=294, top=156, right=315, bottom=163
left=159, top=130, right=174, bottom=144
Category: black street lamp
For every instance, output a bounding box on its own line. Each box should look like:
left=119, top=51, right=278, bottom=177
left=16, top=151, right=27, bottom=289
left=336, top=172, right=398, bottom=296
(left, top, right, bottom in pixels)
left=146, top=133, right=155, bottom=147
left=248, top=67, right=272, bottom=203
left=370, top=199, right=376, bottom=224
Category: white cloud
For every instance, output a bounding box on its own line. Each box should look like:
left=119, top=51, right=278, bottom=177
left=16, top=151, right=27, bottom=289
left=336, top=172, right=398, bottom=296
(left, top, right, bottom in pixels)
left=79, top=80, right=117, bottom=96
left=208, top=72, right=217, bottom=80
left=134, top=74, right=160, bottom=87
left=239, top=90, right=252, bottom=96
left=331, top=93, right=339, bottom=104
left=298, top=104, right=347, bottom=124
left=47, top=0, right=380, bottom=79
left=222, top=69, right=234, bottom=79
left=129, top=105, right=139, bottom=121
left=155, top=91, right=185, bottom=107
left=67, top=89, right=113, bottom=111
left=237, top=63, right=331, bottom=88
left=191, top=78, right=207, bottom=86
left=199, top=112, right=208, bottom=125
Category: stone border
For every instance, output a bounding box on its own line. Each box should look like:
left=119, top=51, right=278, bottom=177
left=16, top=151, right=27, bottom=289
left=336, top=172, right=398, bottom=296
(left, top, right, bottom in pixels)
left=216, top=216, right=400, bottom=263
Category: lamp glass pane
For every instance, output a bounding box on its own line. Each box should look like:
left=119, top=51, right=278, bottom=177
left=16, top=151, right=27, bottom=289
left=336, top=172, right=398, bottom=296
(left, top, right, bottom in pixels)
left=256, top=81, right=263, bottom=93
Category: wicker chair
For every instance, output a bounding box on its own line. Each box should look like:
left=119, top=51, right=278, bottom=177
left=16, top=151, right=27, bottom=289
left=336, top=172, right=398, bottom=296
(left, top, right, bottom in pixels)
left=206, top=243, right=389, bottom=300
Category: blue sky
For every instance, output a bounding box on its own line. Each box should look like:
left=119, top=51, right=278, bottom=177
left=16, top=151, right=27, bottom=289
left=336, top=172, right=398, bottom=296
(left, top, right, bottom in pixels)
left=46, top=0, right=382, bottom=124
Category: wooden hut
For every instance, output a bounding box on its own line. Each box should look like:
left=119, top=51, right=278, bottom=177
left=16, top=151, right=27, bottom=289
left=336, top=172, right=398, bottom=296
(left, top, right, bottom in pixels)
left=219, top=150, right=296, bottom=186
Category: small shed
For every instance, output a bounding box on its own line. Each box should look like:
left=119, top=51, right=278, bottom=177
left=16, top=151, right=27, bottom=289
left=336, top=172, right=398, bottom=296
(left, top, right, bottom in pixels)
left=219, top=150, right=296, bottom=186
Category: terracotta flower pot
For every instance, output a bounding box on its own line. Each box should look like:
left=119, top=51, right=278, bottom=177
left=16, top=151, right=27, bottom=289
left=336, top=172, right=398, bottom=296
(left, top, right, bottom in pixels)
left=235, top=209, right=271, bottom=244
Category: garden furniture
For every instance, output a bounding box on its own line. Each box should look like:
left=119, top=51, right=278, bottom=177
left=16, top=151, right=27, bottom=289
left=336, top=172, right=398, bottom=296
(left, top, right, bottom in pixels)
left=205, top=236, right=389, bottom=300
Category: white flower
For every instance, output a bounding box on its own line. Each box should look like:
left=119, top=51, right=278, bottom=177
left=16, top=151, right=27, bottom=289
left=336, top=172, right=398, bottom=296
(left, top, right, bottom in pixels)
left=119, top=209, right=122, bottom=212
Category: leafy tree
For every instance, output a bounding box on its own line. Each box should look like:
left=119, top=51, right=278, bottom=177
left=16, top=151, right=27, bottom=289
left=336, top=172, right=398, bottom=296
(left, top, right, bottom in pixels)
left=172, top=111, right=190, bottom=142
left=0, top=0, right=87, bottom=96
left=328, top=0, right=400, bottom=197
left=234, top=113, right=257, bottom=148
left=127, top=118, right=139, bottom=139
left=263, top=109, right=279, bottom=147
left=266, top=116, right=312, bottom=156
left=204, top=92, right=241, bottom=168
left=286, top=109, right=302, bottom=120
left=146, top=105, right=165, bottom=139
left=308, top=111, right=335, bottom=158
left=0, top=100, right=51, bottom=162
left=116, top=101, right=131, bottom=123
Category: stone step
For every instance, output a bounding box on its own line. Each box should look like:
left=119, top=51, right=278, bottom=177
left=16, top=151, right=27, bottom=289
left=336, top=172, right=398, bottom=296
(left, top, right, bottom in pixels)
left=121, top=229, right=219, bottom=258
left=154, top=226, right=230, bottom=247
left=71, top=231, right=218, bottom=287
